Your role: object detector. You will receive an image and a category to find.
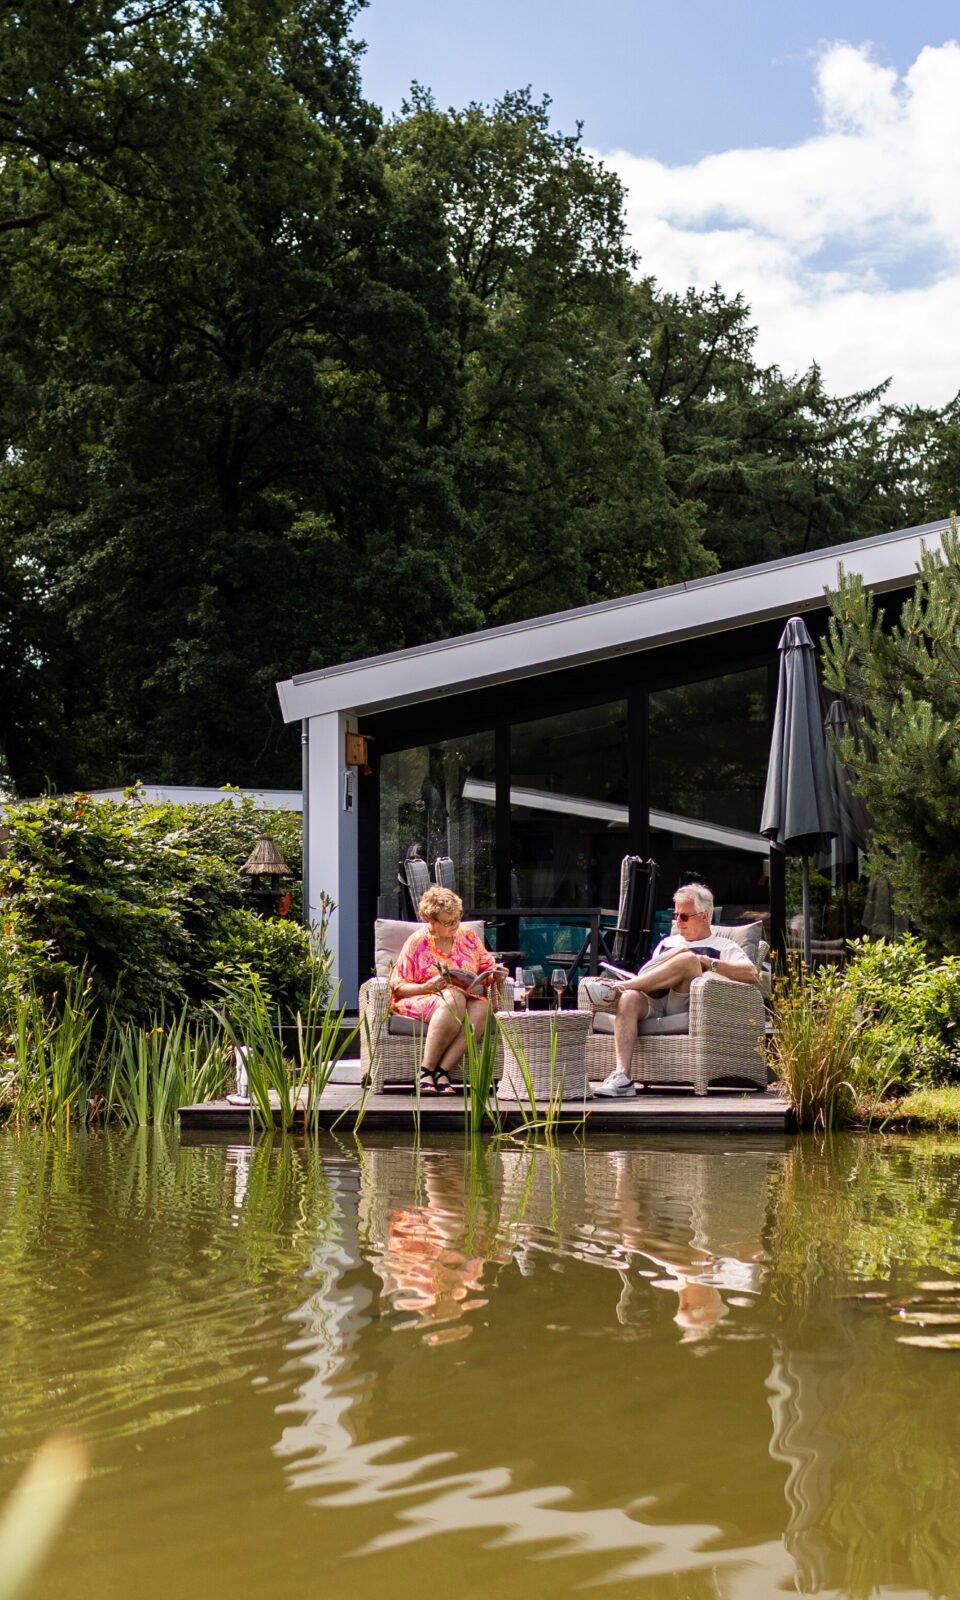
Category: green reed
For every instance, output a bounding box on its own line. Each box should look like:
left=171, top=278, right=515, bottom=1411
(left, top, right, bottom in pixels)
left=9, top=975, right=96, bottom=1127
left=496, top=1014, right=567, bottom=1144
left=104, top=1007, right=228, bottom=1127
left=461, top=1014, right=502, bottom=1136
left=299, top=981, right=360, bottom=1133
left=215, top=967, right=359, bottom=1134
left=769, top=958, right=900, bottom=1130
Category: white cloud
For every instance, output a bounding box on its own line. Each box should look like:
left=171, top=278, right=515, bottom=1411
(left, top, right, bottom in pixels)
left=599, top=42, right=960, bottom=406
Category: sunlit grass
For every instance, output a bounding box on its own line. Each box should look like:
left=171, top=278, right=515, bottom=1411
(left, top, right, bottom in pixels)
left=881, top=1085, right=960, bottom=1130
left=105, top=1007, right=228, bottom=1126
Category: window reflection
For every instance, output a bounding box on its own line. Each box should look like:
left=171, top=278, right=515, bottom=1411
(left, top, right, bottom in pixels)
left=510, top=702, right=628, bottom=908
left=649, top=670, right=769, bottom=923
left=379, top=732, right=495, bottom=913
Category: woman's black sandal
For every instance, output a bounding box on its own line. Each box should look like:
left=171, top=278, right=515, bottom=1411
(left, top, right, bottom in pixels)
left=420, top=1067, right=456, bottom=1097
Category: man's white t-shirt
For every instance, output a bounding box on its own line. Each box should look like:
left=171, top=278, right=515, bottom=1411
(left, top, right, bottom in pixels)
left=644, top=932, right=753, bottom=971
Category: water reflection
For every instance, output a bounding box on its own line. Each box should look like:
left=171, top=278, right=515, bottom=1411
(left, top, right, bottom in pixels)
left=2, top=1131, right=960, bottom=1597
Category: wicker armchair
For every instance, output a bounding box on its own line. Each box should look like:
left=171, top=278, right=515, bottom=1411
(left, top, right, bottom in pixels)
left=359, top=918, right=512, bottom=1090
left=576, top=921, right=768, bottom=1095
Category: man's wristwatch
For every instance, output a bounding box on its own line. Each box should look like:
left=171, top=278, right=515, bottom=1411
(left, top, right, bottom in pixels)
left=708, top=958, right=720, bottom=972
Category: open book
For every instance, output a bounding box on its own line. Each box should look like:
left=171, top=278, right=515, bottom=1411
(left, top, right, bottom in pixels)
left=436, top=959, right=493, bottom=996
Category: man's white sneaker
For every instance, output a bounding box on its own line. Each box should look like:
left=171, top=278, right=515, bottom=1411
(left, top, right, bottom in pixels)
left=583, top=978, right=620, bottom=1005
left=594, top=1071, right=637, bottom=1098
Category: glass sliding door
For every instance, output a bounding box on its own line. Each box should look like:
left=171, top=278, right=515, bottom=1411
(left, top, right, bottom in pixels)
left=379, top=731, right=496, bottom=915
left=510, top=701, right=629, bottom=908
left=648, top=668, right=770, bottom=930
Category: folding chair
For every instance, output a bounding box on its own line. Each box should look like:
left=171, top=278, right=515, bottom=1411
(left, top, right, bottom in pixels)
left=432, top=856, right=457, bottom=892
left=608, top=855, right=658, bottom=971
left=549, top=856, right=658, bottom=984
left=397, top=856, right=431, bottom=920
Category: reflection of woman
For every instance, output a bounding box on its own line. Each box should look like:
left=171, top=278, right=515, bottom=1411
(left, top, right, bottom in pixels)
left=390, top=887, right=507, bottom=1095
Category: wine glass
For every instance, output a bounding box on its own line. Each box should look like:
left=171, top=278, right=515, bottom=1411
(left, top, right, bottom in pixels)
left=550, top=967, right=568, bottom=1010
left=520, top=968, right=535, bottom=1010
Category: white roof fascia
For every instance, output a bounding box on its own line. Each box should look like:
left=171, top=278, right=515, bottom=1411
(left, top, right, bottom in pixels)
left=87, top=786, right=303, bottom=810
left=276, top=520, right=949, bottom=724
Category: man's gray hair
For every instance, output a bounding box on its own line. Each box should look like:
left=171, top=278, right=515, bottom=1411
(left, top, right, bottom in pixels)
left=673, top=882, right=714, bottom=919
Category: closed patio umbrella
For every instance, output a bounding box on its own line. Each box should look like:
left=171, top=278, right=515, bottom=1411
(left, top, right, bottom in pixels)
left=824, top=698, right=872, bottom=854
left=761, top=617, right=837, bottom=963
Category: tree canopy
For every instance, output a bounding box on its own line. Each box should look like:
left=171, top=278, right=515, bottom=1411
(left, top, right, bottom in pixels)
left=1, top=4, right=957, bottom=794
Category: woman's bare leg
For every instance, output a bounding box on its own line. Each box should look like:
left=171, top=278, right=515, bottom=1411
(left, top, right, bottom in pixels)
left=421, top=990, right=467, bottom=1074
left=436, top=996, right=491, bottom=1078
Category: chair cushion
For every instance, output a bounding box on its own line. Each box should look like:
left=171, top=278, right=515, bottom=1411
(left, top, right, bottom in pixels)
left=374, top=918, right=487, bottom=977
left=387, top=1014, right=428, bottom=1037
left=592, top=1010, right=690, bottom=1037
left=713, top=921, right=764, bottom=968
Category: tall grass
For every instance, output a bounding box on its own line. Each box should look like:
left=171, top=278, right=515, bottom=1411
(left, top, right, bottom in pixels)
left=104, top=1008, right=228, bottom=1126
left=496, top=1016, right=577, bottom=1144
left=461, top=1015, right=501, bottom=1136
left=9, top=975, right=96, bottom=1127
left=214, top=967, right=358, bottom=1133
left=769, top=960, right=903, bottom=1129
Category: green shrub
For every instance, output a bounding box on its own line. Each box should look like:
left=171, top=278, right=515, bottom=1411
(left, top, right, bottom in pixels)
left=208, top=909, right=331, bottom=1015
left=841, top=936, right=960, bottom=1083
left=0, top=789, right=323, bottom=1031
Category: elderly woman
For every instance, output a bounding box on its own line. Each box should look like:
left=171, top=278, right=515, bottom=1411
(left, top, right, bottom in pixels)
left=390, top=886, right=507, bottom=1095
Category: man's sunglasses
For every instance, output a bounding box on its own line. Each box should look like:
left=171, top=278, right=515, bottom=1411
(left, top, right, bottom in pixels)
left=675, top=911, right=704, bottom=923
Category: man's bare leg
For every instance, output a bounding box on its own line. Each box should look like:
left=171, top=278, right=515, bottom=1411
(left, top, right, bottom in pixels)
left=619, top=950, right=702, bottom=998
left=612, top=952, right=702, bottom=1079
left=613, top=990, right=650, bottom=1078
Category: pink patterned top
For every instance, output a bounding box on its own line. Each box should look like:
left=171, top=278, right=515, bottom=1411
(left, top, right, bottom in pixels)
left=389, top=925, right=498, bottom=1020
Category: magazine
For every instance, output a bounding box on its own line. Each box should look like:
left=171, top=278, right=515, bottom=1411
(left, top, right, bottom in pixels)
left=436, top=959, right=492, bottom=996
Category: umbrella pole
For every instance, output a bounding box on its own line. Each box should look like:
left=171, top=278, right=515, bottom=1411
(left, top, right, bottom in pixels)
left=802, top=856, right=812, bottom=970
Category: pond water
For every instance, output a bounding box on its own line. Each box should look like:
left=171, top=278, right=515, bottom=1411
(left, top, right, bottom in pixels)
left=2, top=1129, right=960, bottom=1599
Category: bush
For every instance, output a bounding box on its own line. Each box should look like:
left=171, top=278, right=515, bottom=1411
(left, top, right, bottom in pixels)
left=0, top=789, right=324, bottom=1030
left=841, top=936, right=960, bottom=1083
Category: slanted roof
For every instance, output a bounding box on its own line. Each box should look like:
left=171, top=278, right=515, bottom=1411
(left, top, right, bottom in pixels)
left=276, top=518, right=949, bottom=723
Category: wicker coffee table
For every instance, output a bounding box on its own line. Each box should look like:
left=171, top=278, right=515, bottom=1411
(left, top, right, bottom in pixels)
left=495, top=1009, right=593, bottom=1101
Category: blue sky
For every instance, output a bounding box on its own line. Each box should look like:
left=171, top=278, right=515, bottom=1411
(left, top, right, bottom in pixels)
left=357, top=2, right=960, bottom=406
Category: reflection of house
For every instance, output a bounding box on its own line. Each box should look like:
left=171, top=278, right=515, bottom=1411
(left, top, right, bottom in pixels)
left=276, top=520, right=948, bottom=1001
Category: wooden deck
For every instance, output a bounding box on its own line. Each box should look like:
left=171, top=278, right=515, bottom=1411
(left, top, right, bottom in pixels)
left=178, top=1075, right=791, bottom=1135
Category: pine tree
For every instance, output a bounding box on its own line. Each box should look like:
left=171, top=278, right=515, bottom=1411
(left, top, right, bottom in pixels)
left=822, top=517, right=960, bottom=951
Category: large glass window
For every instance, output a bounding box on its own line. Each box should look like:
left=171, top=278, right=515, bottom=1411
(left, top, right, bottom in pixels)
left=648, top=669, right=770, bottom=929
left=379, top=731, right=495, bottom=914
left=510, top=702, right=629, bottom=909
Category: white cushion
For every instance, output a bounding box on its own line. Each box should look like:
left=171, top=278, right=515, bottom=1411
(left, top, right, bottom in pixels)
left=374, top=918, right=486, bottom=977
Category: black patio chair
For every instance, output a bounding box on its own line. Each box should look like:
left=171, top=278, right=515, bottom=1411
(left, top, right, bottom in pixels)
left=398, top=855, right=431, bottom=920
left=548, top=856, right=659, bottom=984
left=608, top=854, right=659, bottom=971
left=432, top=856, right=457, bottom=892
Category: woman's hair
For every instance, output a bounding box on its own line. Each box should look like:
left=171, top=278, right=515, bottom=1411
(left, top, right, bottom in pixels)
left=673, top=881, right=714, bottom=919
left=418, top=885, right=463, bottom=922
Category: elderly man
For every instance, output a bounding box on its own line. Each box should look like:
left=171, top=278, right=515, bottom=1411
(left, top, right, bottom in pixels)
left=594, top=882, right=759, bottom=1098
